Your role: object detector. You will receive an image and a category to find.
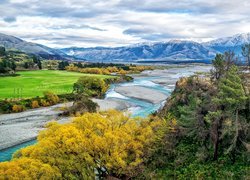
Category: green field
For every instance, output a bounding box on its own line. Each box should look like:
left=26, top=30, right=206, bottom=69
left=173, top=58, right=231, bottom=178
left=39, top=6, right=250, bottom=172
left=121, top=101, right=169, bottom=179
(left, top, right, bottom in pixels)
left=0, top=70, right=112, bottom=99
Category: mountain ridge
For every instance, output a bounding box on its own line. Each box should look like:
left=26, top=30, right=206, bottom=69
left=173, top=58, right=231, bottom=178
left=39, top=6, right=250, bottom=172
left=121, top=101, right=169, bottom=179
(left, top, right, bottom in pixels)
left=61, top=33, right=250, bottom=62
left=61, top=40, right=217, bottom=62
left=1, top=32, right=250, bottom=62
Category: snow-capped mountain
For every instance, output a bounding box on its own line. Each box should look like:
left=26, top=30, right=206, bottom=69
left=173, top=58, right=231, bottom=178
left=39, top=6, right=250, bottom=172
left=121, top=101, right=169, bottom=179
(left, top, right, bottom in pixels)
left=203, top=33, right=250, bottom=54
left=61, top=40, right=216, bottom=62
left=1, top=32, right=250, bottom=62
left=204, top=33, right=250, bottom=47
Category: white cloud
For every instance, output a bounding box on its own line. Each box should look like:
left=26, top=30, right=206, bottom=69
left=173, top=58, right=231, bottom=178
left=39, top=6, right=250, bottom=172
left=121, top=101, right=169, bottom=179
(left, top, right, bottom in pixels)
left=0, top=0, right=249, bottom=47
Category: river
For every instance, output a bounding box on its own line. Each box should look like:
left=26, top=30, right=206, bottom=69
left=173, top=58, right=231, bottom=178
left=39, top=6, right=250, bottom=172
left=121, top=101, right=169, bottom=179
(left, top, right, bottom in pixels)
left=0, top=64, right=211, bottom=162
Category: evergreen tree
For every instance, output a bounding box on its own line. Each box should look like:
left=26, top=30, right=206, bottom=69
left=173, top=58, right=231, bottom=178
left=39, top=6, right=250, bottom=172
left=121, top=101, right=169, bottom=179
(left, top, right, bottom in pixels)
left=0, top=47, right=6, bottom=56
left=207, top=66, right=248, bottom=160
left=37, top=59, right=42, bottom=69
left=58, top=61, right=69, bottom=70
left=0, top=59, right=16, bottom=73
left=211, top=54, right=225, bottom=81
left=24, top=62, right=29, bottom=69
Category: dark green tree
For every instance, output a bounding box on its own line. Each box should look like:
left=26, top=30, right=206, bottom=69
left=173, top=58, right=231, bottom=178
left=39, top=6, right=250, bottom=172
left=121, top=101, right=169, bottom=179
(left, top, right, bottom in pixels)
left=58, top=61, right=69, bottom=70
left=74, top=62, right=83, bottom=68
left=0, top=59, right=16, bottom=73
left=0, top=47, right=6, bottom=56
left=32, top=55, right=42, bottom=69
left=24, top=62, right=29, bottom=69
left=211, top=54, right=225, bottom=81
left=206, top=66, right=248, bottom=160
left=37, top=60, right=42, bottom=69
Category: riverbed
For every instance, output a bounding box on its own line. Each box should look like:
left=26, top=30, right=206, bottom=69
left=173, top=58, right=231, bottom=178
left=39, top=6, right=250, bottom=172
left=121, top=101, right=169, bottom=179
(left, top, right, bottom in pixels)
left=0, top=64, right=211, bottom=162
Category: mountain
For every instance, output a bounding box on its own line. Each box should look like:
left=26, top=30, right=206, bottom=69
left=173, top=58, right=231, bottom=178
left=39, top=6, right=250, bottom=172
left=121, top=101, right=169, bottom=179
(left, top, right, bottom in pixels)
left=1, top=32, right=250, bottom=62
left=0, top=33, right=67, bottom=59
left=61, top=40, right=216, bottom=62
left=203, top=33, right=250, bottom=54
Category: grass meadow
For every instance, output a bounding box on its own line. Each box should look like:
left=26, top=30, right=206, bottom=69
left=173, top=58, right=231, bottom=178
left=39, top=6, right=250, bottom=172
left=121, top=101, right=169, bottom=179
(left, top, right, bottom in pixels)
left=0, top=70, right=112, bottom=99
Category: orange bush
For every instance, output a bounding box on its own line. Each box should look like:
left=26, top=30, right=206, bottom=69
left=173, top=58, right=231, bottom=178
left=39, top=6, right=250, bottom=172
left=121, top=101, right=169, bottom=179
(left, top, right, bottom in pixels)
left=31, top=100, right=40, bottom=108
left=12, top=105, right=25, bottom=113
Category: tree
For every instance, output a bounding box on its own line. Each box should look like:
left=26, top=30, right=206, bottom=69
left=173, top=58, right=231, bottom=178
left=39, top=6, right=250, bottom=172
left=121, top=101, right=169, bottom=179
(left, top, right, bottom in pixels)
left=242, top=43, right=250, bottom=70
left=23, top=62, right=29, bottom=69
left=224, top=50, right=237, bottom=71
left=10, top=110, right=160, bottom=179
left=206, top=66, right=248, bottom=160
left=0, top=158, right=61, bottom=179
left=11, top=61, right=16, bottom=71
left=37, top=60, right=42, bottom=69
left=211, top=54, right=225, bottom=81
left=58, top=61, right=70, bottom=70
left=32, top=55, right=42, bottom=69
left=0, top=59, right=16, bottom=74
left=0, top=46, right=6, bottom=56
left=73, top=76, right=109, bottom=97
left=211, top=51, right=237, bottom=82
left=74, top=62, right=83, bottom=68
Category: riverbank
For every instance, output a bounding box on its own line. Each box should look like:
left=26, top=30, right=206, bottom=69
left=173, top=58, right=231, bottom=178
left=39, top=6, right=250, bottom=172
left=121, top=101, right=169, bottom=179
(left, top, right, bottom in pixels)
left=0, top=98, right=132, bottom=151
left=0, top=102, right=72, bottom=150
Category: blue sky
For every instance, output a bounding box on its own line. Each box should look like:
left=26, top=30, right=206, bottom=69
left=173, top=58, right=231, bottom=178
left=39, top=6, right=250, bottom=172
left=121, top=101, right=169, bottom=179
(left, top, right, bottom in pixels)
left=0, top=0, right=249, bottom=47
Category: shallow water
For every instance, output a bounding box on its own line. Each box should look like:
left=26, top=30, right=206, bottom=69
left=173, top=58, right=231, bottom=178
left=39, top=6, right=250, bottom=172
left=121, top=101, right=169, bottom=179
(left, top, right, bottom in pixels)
left=0, top=140, right=37, bottom=162
left=0, top=65, right=211, bottom=162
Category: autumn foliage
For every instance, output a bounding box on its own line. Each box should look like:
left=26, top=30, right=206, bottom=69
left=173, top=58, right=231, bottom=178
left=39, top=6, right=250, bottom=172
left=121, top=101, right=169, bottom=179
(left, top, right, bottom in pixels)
left=65, top=64, right=153, bottom=75
left=43, top=91, right=60, bottom=105
left=12, top=104, right=25, bottom=112
left=31, top=100, right=40, bottom=108
left=0, top=158, right=61, bottom=179
left=0, top=110, right=165, bottom=179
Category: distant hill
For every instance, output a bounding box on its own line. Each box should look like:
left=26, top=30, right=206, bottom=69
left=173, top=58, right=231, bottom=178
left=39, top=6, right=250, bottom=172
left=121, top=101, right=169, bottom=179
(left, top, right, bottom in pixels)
left=0, top=33, right=68, bottom=60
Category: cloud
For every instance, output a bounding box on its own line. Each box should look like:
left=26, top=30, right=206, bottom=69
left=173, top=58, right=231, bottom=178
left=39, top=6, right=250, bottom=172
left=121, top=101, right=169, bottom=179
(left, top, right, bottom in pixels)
left=50, top=24, right=106, bottom=31
left=0, top=0, right=249, bottom=47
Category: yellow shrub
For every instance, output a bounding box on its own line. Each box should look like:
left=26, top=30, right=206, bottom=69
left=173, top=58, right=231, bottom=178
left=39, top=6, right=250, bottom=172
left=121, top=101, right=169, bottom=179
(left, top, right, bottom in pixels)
left=40, top=99, right=50, bottom=107
left=118, top=69, right=127, bottom=75
left=0, top=157, right=61, bottom=179
left=44, top=91, right=60, bottom=105
left=31, top=100, right=40, bottom=108
left=12, top=105, right=25, bottom=113
left=11, top=110, right=162, bottom=178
